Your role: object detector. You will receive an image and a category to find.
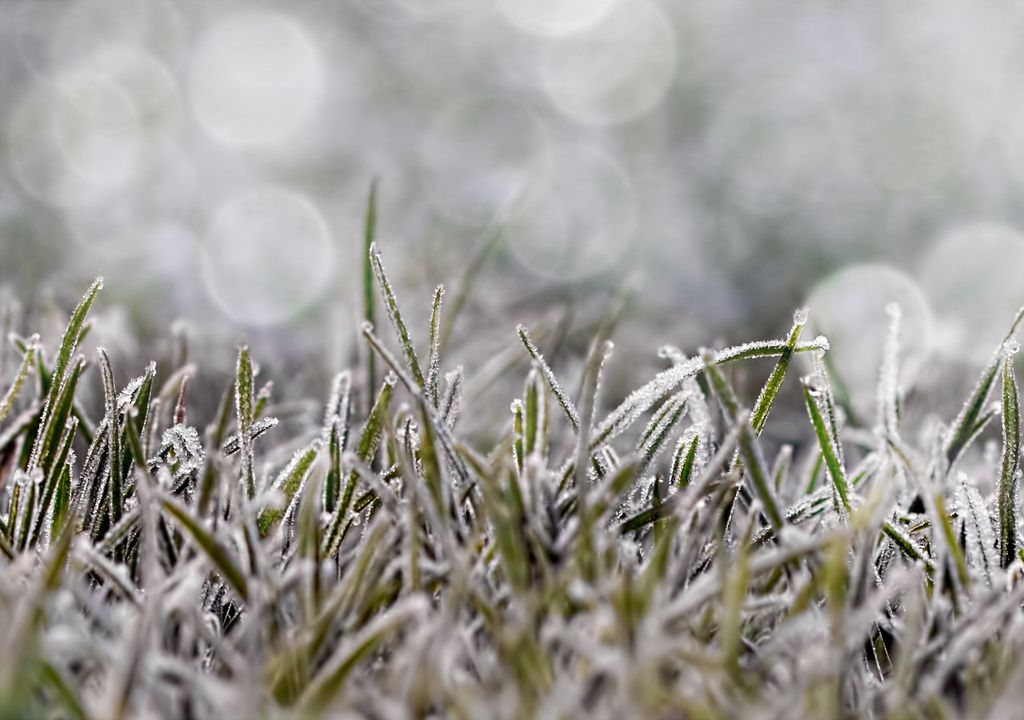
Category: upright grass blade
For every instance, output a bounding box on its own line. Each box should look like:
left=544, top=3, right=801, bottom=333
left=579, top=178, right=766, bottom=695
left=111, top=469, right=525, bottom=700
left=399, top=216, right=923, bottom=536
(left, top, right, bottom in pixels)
left=736, top=413, right=785, bottom=532
left=363, top=179, right=378, bottom=403
left=946, top=306, right=1024, bottom=468
left=750, top=309, right=806, bottom=434
left=236, top=345, right=256, bottom=500
left=997, top=349, right=1020, bottom=567
left=28, top=279, right=102, bottom=473
left=0, top=334, right=38, bottom=426
left=98, top=349, right=123, bottom=530
left=802, top=375, right=850, bottom=513
left=369, top=243, right=426, bottom=390
left=258, top=441, right=322, bottom=537
left=322, top=375, right=395, bottom=558
left=427, top=285, right=444, bottom=407
left=573, top=339, right=613, bottom=581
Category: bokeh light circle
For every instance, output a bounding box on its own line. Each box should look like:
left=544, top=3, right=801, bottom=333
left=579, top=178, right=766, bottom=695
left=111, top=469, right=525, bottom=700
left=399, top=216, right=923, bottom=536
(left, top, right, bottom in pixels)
left=806, top=264, right=932, bottom=421
left=188, top=11, right=324, bottom=147
left=200, top=186, right=334, bottom=326
left=541, top=0, right=676, bottom=126
left=419, top=96, right=549, bottom=226
left=7, top=68, right=142, bottom=208
left=919, top=222, right=1024, bottom=364
left=497, top=0, right=619, bottom=37
left=507, top=145, right=635, bottom=280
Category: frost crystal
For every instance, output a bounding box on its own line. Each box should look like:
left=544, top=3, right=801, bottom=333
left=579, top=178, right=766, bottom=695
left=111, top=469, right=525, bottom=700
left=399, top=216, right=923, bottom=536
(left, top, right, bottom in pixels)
left=160, top=423, right=205, bottom=474
left=1002, top=339, right=1020, bottom=357
left=793, top=306, right=809, bottom=326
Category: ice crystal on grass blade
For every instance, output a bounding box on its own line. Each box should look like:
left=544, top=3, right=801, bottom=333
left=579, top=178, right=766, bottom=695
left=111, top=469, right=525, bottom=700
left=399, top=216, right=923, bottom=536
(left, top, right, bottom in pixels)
left=4, top=271, right=1024, bottom=720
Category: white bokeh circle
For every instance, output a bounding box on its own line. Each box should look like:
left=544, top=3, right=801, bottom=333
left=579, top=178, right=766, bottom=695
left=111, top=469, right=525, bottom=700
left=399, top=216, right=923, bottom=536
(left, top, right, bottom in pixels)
left=200, top=186, right=334, bottom=326
left=497, top=0, right=619, bottom=37
left=919, top=222, right=1024, bottom=364
left=419, top=96, right=549, bottom=226
left=506, top=145, right=635, bottom=280
left=541, top=0, right=676, bottom=126
left=806, top=264, right=933, bottom=421
left=188, top=11, right=324, bottom=147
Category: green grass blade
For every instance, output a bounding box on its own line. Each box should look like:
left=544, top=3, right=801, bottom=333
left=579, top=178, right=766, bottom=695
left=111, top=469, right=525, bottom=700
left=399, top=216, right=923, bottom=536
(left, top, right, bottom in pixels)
left=516, top=324, right=579, bottom=431
left=258, top=441, right=321, bottom=537
left=0, top=334, right=38, bottom=426
left=998, top=351, right=1021, bottom=567
left=161, top=496, right=249, bottom=602
left=369, top=243, right=426, bottom=390
left=236, top=345, right=255, bottom=500
left=426, top=284, right=444, bottom=407
left=946, top=306, right=1024, bottom=467
left=98, top=349, right=123, bottom=529
left=802, top=376, right=850, bottom=513
left=363, top=179, right=378, bottom=402
left=751, top=310, right=806, bottom=434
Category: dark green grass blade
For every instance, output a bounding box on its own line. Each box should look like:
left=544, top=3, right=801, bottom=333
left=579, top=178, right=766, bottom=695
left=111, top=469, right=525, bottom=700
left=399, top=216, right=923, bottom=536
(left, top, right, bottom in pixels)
left=98, top=349, right=123, bottom=529
left=998, top=353, right=1021, bottom=567
left=802, top=378, right=850, bottom=512
left=946, top=306, right=1024, bottom=467
left=322, top=375, right=395, bottom=557
left=161, top=496, right=249, bottom=602
left=736, top=413, right=785, bottom=532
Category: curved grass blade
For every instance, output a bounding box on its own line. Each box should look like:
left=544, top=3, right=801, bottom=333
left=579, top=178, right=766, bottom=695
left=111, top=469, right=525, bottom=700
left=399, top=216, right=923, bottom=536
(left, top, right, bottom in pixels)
left=161, top=496, right=249, bottom=602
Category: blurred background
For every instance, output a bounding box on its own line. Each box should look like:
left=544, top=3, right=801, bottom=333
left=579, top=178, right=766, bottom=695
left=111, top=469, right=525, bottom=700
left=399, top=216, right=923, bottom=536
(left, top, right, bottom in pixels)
left=3, top=0, right=1024, bottom=438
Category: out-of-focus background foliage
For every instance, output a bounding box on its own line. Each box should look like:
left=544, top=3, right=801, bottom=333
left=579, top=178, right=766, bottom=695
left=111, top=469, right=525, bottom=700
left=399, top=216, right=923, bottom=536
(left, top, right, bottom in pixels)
left=2, top=0, right=1024, bottom=430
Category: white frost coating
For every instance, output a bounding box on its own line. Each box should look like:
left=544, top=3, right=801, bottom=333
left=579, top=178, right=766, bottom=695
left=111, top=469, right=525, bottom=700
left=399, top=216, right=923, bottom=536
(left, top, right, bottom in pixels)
left=517, top=324, right=580, bottom=430
left=593, top=356, right=703, bottom=445
left=793, top=306, right=809, bottom=326
left=441, top=366, right=464, bottom=429
left=1003, top=339, right=1021, bottom=357
left=877, top=301, right=902, bottom=436
left=116, top=373, right=148, bottom=412
left=956, top=475, right=997, bottom=586
left=160, top=423, right=206, bottom=474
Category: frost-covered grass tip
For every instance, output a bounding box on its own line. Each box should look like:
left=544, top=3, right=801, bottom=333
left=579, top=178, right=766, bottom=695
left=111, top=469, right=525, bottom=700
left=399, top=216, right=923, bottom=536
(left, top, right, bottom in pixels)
left=2, top=229, right=1024, bottom=718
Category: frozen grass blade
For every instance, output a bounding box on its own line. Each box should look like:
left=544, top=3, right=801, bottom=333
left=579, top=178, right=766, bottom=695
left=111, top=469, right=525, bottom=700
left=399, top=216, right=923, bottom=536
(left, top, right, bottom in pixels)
left=363, top=179, right=378, bottom=400
left=257, top=440, right=322, bottom=537
left=802, top=373, right=850, bottom=512
left=0, top=334, right=38, bottom=425
left=516, top=324, right=579, bottom=431
left=946, top=306, right=1024, bottom=468
left=369, top=243, right=426, bottom=390
left=161, top=496, right=249, bottom=602
left=750, top=308, right=806, bottom=434
left=236, top=345, right=256, bottom=500
left=427, top=284, right=444, bottom=407
left=997, top=346, right=1020, bottom=567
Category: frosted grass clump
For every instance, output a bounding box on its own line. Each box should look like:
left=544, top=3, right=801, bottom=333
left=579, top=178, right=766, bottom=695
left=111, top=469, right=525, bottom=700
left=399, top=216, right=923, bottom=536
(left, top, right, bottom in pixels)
left=0, top=253, right=1022, bottom=720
